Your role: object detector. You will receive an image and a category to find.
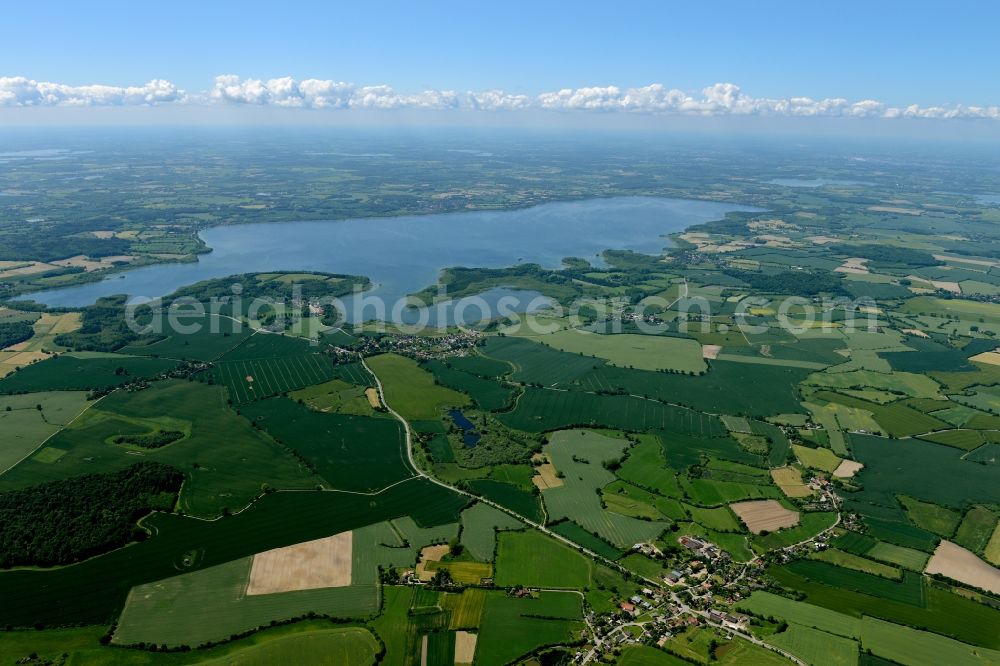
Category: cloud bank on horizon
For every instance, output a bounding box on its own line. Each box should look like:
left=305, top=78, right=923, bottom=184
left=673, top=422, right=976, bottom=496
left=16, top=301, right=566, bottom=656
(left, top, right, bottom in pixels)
left=1, top=74, right=998, bottom=120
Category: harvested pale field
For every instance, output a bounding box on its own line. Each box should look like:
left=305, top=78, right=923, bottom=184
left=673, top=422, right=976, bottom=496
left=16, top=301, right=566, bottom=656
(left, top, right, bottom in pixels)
left=364, top=387, right=381, bottom=409
left=770, top=467, right=813, bottom=498
left=416, top=544, right=451, bottom=581
left=532, top=453, right=563, bottom=490
left=702, top=344, right=722, bottom=359
left=835, top=258, right=870, bottom=275
left=455, top=631, right=477, bottom=665
left=730, top=500, right=800, bottom=535
left=901, top=328, right=929, bottom=338
left=969, top=351, right=1000, bottom=366
left=46, top=312, right=82, bottom=335
left=246, top=531, right=352, bottom=595
left=868, top=205, right=922, bottom=215
left=91, top=230, right=116, bottom=239
left=929, top=280, right=962, bottom=294
left=0, top=261, right=58, bottom=279
left=934, top=254, right=997, bottom=267
left=52, top=254, right=135, bottom=272
left=4, top=313, right=82, bottom=354
left=4, top=351, right=50, bottom=365
left=806, top=235, right=837, bottom=244
left=925, top=540, right=1000, bottom=595
left=832, top=460, right=864, bottom=478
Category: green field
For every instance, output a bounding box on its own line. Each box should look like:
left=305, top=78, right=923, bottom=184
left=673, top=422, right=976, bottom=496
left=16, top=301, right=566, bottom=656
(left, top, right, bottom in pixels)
left=483, top=336, right=809, bottom=416
left=240, top=397, right=413, bottom=493
left=440, top=588, right=488, bottom=629
left=0, top=621, right=379, bottom=666
left=860, top=616, right=1000, bottom=666
left=119, top=313, right=254, bottom=361
left=769, top=565, right=1000, bottom=650
left=685, top=504, right=741, bottom=532
left=549, top=520, right=626, bottom=559
left=459, top=501, right=523, bottom=561
left=289, top=378, right=383, bottom=417
left=736, top=591, right=862, bottom=638
left=446, top=353, right=512, bottom=379
left=899, top=495, right=962, bottom=537
left=953, top=506, right=999, bottom=552
left=920, top=428, right=994, bottom=451
left=753, top=512, right=838, bottom=551
left=865, top=516, right=940, bottom=552
left=604, top=480, right=671, bottom=520
left=494, top=530, right=594, bottom=588
left=987, top=523, right=1000, bottom=566
left=616, top=434, right=682, bottom=496
left=488, top=463, right=536, bottom=491
left=214, top=352, right=335, bottom=404
left=851, top=435, right=1000, bottom=510
left=866, top=541, right=931, bottom=570
left=683, top=477, right=782, bottom=506
left=367, top=353, right=469, bottom=420
left=768, top=623, right=859, bottom=666
left=541, top=430, right=668, bottom=548
left=616, top=645, right=692, bottom=665
left=805, top=368, right=942, bottom=399
left=0, top=380, right=318, bottom=517
left=811, top=549, right=902, bottom=579
left=474, top=591, right=584, bottom=666
left=791, top=443, right=842, bottom=472
left=0, top=353, right=179, bottom=392
left=499, top=386, right=726, bottom=435
left=0, top=479, right=466, bottom=628
left=818, top=390, right=948, bottom=438
left=530, top=329, right=706, bottom=373
left=422, top=358, right=514, bottom=411
left=0, top=391, right=90, bottom=471
left=781, top=560, right=925, bottom=605
left=197, top=627, right=378, bottom=665
left=467, top=479, right=544, bottom=523
left=113, top=556, right=377, bottom=647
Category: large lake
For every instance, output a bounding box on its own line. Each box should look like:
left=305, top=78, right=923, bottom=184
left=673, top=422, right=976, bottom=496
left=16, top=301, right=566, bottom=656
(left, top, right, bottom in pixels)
left=24, top=196, right=759, bottom=322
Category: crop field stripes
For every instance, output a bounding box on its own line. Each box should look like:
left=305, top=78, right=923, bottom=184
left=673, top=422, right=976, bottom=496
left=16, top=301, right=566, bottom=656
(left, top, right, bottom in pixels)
left=332, top=361, right=372, bottom=386
left=215, top=354, right=335, bottom=404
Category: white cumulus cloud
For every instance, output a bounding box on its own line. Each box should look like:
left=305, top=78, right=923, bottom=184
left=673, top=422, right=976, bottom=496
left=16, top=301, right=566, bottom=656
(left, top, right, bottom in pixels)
left=209, top=75, right=458, bottom=110
left=1, top=74, right=997, bottom=120
left=0, top=76, right=183, bottom=106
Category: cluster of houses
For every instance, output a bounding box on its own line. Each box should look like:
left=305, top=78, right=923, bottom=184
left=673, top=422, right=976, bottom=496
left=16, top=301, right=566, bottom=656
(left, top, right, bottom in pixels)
left=678, top=535, right=725, bottom=561
left=706, top=609, right=749, bottom=631
left=619, top=588, right=659, bottom=617
left=329, top=328, right=483, bottom=362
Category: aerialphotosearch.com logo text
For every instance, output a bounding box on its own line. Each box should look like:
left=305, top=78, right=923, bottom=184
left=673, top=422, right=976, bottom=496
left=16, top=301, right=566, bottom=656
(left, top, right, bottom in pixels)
left=123, top=282, right=881, bottom=341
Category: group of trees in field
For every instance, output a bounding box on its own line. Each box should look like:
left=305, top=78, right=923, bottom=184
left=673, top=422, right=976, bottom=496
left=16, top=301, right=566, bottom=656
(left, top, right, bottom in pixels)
left=0, top=320, right=34, bottom=348
left=724, top=269, right=847, bottom=297
left=0, top=462, right=184, bottom=568
left=831, top=244, right=940, bottom=267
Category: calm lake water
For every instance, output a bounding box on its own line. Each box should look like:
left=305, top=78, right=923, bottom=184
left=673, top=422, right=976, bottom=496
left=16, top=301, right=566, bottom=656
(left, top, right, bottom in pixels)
left=24, top=196, right=759, bottom=322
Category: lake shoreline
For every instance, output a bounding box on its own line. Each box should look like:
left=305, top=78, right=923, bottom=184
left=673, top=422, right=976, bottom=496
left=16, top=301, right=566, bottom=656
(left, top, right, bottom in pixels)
left=19, top=196, right=762, bottom=320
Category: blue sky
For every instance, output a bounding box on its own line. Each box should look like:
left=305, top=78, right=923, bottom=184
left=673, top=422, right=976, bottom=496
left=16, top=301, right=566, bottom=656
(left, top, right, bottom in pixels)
left=1, top=1, right=997, bottom=125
